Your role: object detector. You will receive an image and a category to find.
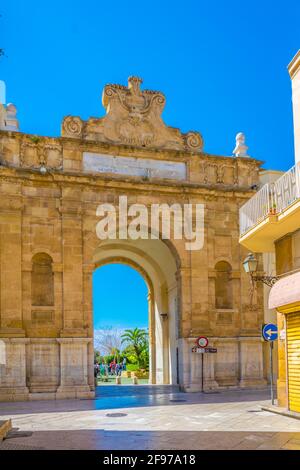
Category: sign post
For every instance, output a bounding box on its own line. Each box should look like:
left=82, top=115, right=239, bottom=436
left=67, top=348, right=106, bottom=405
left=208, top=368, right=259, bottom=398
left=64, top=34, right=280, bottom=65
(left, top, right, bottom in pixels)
left=201, top=353, right=204, bottom=392
left=270, top=341, right=274, bottom=405
left=262, top=323, right=278, bottom=406
left=192, top=336, right=217, bottom=392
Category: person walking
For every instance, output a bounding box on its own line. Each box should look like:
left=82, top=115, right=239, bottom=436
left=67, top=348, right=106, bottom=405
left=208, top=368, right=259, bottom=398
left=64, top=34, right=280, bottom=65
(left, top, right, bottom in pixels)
left=94, top=362, right=99, bottom=386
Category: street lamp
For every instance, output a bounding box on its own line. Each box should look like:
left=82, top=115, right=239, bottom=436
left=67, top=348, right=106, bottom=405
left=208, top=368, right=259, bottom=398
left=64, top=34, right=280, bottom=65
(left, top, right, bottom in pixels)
left=242, top=253, right=278, bottom=287
left=160, top=313, right=168, bottom=321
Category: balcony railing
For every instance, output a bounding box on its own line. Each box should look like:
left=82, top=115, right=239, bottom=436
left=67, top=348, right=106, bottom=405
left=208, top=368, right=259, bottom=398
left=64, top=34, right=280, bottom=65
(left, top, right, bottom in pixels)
left=240, top=162, right=300, bottom=236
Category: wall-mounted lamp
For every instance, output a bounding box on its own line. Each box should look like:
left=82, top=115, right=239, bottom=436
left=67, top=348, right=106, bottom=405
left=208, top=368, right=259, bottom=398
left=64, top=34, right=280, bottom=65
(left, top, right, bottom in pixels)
left=160, top=313, right=168, bottom=321
left=242, top=253, right=278, bottom=287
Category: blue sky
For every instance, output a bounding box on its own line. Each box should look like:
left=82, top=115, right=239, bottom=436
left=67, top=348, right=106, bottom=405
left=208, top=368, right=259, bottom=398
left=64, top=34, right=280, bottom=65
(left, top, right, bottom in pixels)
left=1, top=1, right=300, bottom=328
left=93, top=264, right=148, bottom=329
left=1, top=1, right=300, bottom=170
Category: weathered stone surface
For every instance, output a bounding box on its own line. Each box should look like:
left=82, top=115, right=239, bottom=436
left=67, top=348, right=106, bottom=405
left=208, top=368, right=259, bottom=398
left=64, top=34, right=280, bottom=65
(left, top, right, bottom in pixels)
left=83, top=152, right=187, bottom=180
left=0, top=419, right=12, bottom=441
left=62, top=76, right=203, bottom=153
left=0, top=77, right=266, bottom=400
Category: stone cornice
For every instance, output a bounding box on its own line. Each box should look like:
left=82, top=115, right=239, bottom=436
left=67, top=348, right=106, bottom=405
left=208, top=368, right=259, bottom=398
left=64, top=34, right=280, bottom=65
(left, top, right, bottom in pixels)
left=0, top=129, right=263, bottom=166
left=0, top=165, right=259, bottom=200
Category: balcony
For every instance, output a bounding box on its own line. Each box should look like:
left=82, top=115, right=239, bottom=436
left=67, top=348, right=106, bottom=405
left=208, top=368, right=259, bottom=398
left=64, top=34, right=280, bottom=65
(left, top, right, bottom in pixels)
left=239, top=162, right=300, bottom=252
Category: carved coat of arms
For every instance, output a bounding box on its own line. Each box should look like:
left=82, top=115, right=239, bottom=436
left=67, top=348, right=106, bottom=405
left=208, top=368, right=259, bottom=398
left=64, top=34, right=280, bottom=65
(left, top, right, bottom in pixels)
left=62, top=76, right=203, bottom=153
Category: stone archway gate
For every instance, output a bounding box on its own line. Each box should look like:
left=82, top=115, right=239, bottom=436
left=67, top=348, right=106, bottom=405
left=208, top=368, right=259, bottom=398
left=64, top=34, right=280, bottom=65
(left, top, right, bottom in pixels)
left=0, top=76, right=266, bottom=401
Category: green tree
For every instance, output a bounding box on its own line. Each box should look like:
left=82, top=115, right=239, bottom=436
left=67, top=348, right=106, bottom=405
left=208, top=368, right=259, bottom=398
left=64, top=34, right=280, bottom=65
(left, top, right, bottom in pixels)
left=121, top=328, right=148, bottom=367
left=139, top=339, right=149, bottom=370
left=110, top=347, right=120, bottom=362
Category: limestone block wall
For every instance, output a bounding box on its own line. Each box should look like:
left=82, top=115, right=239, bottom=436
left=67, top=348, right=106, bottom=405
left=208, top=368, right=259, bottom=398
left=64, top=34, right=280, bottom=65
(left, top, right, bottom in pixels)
left=0, top=131, right=267, bottom=401
left=179, top=337, right=265, bottom=392
left=26, top=339, right=59, bottom=393
left=0, top=339, right=29, bottom=401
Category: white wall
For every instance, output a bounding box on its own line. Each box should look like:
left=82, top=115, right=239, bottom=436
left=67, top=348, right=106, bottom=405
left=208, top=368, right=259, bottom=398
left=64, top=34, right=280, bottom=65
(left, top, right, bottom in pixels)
left=289, top=51, right=300, bottom=165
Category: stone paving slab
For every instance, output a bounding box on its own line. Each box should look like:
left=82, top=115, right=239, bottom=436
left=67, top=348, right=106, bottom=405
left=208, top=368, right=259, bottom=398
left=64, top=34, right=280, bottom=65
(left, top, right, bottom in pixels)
left=1, top=387, right=300, bottom=450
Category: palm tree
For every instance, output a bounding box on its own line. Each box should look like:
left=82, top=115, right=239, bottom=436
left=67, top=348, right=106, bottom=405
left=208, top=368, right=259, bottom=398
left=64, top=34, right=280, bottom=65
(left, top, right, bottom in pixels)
left=121, top=328, right=148, bottom=367
left=111, top=347, right=120, bottom=362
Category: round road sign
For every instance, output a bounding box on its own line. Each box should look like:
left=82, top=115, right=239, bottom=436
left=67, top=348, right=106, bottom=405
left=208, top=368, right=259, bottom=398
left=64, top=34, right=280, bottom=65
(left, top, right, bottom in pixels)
left=196, top=336, right=209, bottom=348
left=262, top=323, right=278, bottom=342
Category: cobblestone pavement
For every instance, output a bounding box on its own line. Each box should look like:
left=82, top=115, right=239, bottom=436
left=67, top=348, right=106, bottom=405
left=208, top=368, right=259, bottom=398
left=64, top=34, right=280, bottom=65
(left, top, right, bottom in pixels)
left=1, top=386, right=300, bottom=450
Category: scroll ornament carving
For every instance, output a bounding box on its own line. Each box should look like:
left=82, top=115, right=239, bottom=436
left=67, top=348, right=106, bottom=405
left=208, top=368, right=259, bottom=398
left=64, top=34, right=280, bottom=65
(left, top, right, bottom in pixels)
left=184, top=132, right=203, bottom=151
left=62, top=116, right=83, bottom=138
left=61, top=77, right=204, bottom=153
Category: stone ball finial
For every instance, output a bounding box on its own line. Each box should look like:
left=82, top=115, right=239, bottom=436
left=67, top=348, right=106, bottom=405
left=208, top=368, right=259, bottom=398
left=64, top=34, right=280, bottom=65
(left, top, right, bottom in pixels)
left=4, top=102, right=19, bottom=131
left=233, top=132, right=249, bottom=157
left=6, top=103, right=17, bottom=117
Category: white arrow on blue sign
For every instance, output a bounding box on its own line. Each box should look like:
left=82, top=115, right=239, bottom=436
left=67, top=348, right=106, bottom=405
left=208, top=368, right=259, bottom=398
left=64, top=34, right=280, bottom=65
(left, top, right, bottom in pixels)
left=262, top=323, right=278, bottom=341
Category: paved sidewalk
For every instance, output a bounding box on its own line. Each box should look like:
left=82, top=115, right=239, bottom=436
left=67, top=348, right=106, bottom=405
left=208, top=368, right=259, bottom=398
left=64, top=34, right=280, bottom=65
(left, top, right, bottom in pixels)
left=1, top=386, right=300, bottom=450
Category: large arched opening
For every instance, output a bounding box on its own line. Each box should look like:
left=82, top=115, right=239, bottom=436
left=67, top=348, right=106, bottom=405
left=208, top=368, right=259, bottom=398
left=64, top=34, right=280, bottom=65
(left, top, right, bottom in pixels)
left=91, top=238, right=180, bottom=385
left=93, top=262, right=149, bottom=385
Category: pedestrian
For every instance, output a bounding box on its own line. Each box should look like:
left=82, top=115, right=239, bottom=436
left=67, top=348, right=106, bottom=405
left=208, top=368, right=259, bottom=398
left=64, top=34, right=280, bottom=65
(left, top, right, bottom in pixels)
left=94, top=362, right=99, bottom=386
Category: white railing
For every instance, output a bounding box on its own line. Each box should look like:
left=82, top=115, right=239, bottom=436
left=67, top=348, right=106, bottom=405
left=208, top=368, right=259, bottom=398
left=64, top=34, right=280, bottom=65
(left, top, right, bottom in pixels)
left=239, top=162, right=300, bottom=236
left=273, top=163, right=300, bottom=213
left=239, top=184, right=270, bottom=236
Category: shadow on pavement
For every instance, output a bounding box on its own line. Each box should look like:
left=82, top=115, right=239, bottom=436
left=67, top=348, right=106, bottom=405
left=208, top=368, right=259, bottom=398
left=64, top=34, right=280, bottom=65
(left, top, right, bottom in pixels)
left=0, top=428, right=297, bottom=450
left=0, top=386, right=272, bottom=416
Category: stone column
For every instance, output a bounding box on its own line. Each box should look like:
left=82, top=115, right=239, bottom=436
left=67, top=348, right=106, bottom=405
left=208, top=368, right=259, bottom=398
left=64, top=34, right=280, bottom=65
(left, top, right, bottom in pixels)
left=168, top=281, right=179, bottom=385
left=188, top=342, right=202, bottom=392
left=0, top=338, right=29, bottom=401
left=60, top=195, right=84, bottom=334
left=177, top=337, right=191, bottom=390
left=161, top=314, right=170, bottom=385
left=56, top=338, right=94, bottom=399
left=176, top=267, right=192, bottom=337
left=239, top=337, right=267, bottom=388
left=176, top=267, right=192, bottom=390
left=203, top=346, right=219, bottom=391
left=26, top=338, right=59, bottom=395
left=160, top=282, right=170, bottom=384
left=148, top=290, right=156, bottom=384
left=82, top=263, right=96, bottom=390
left=0, top=199, right=24, bottom=336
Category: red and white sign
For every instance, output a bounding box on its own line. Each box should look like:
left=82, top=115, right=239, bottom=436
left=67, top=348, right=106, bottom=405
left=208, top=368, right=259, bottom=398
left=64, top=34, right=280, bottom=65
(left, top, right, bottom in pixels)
left=195, top=336, right=208, bottom=348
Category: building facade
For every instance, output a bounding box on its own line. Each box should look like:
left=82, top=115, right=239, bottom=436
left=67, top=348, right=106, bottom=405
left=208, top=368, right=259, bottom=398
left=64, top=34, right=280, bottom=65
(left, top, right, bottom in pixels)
left=0, top=76, right=266, bottom=401
left=239, top=51, right=300, bottom=413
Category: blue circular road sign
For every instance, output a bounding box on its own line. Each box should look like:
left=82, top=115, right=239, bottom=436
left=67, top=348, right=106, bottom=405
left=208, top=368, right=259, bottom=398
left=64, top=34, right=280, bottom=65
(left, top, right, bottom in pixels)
left=262, top=323, right=278, bottom=342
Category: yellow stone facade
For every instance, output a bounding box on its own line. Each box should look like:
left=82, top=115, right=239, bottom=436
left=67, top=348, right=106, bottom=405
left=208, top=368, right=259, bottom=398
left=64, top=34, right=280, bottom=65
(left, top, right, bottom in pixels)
left=0, top=76, right=266, bottom=401
left=271, top=231, right=300, bottom=411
